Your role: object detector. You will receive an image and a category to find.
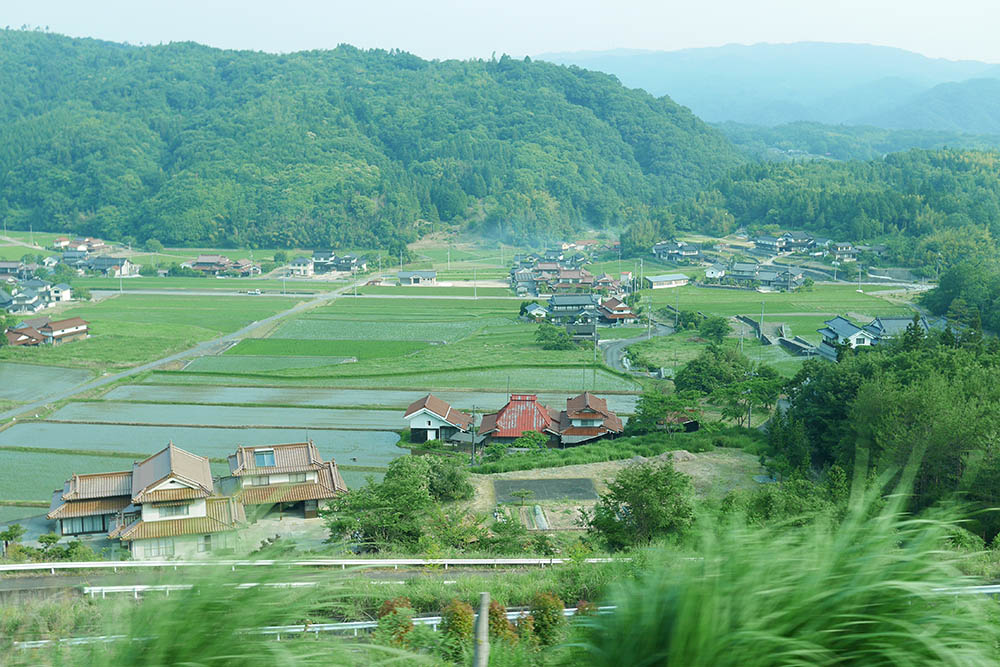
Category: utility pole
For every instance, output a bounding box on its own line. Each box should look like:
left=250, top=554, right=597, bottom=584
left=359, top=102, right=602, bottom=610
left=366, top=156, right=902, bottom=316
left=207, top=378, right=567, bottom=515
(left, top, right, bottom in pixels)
left=399, top=250, right=403, bottom=273
left=470, top=406, right=477, bottom=465
left=473, top=591, right=490, bottom=667
left=474, top=267, right=477, bottom=300
left=759, top=301, right=765, bottom=338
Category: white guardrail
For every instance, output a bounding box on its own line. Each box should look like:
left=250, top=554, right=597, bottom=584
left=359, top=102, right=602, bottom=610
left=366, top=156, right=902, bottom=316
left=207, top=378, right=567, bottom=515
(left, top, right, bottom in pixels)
left=14, top=606, right=618, bottom=649
left=0, top=557, right=619, bottom=574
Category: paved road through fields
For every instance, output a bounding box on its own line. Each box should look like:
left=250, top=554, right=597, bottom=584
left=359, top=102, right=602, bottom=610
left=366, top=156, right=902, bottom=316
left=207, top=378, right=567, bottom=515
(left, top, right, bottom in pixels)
left=602, top=322, right=673, bottom=373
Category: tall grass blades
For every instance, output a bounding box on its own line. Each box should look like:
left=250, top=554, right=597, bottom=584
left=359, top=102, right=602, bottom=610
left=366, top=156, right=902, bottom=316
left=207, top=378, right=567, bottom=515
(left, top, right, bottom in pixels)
left=568, top=496, right=1000, bottom=666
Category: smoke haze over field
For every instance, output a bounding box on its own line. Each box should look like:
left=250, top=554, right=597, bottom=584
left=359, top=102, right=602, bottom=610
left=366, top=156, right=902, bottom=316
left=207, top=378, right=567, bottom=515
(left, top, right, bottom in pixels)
left=5, top=0, right=1000, bottom=63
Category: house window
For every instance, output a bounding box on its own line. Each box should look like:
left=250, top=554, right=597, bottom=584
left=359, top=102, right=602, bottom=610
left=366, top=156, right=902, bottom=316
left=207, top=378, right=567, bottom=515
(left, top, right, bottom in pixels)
left=198, top=534, right=212, bottom=553
left=288, top=473, right=307, bottom=483
left=254, top=450, right=276, bottom=467
left=247, top=475, right=269, bottom=486
left=159, top=504, right=189, bottom=517
left=146, top=538, right=174, bottom=557
left=61, top=515, right=106, bottom=535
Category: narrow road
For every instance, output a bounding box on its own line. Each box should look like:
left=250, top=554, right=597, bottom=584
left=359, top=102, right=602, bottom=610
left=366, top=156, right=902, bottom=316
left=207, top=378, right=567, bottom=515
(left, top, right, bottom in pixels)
left=602, top=322, right=673, bottom=373
left=0, top=284, right=357, bottom=423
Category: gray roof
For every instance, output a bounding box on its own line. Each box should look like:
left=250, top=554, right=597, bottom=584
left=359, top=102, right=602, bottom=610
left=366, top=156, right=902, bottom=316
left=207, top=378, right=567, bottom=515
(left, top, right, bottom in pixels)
left=291, top=257, right=313, bottom=265
left=647, top=273, right=689, bottom=282
left=731, top=262, right=759, bottom=273
left=820, top=316, right=865, bottom=339
left=398, top=270, right=437, bottom=279
left=755, top=235, right=782, bottom=243
left=549, top=294, right=599, bottom=307
left=54, top=283, right=71, bottom=290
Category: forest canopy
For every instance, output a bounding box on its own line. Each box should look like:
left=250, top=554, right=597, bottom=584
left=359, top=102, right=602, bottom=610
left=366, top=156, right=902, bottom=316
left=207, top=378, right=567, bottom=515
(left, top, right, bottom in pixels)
left=0, top=30, right=742, bottom=249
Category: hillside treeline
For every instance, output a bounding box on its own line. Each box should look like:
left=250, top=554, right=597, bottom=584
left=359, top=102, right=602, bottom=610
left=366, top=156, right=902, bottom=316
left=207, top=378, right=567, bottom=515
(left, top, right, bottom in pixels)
left=622, top=149, right=1000, bottom=269
left=0, top=30, right=741, bottom=249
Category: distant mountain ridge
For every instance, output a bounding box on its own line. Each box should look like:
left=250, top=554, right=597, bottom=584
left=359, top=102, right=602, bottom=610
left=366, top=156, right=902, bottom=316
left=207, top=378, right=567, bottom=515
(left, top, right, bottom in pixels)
left=538, top=43, right=1000, bottom=131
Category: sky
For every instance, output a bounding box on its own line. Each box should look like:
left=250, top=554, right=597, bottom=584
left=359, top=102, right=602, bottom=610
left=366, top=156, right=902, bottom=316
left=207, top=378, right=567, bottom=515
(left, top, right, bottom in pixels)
left=3, top=0, right=999, bottom=63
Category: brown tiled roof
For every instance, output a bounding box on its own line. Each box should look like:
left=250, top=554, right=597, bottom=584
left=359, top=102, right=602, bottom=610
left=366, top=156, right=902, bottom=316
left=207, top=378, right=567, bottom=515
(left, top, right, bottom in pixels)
left=227, top=441, right=327, bottom=476
left=47, top=490, right=131, bottom=519
left=403, top=394, right=473, bottom=430
left=6, top=327, right=45, bottom=345
left=113, top=497, right=245, bottom=541
left=131, top=444, right=214, bottom=503
left=237, top=463, right=347, bottom=505
left=138, top=487, right=209, bottom=503
left=40, top=317, right=88, bottom=334
left=565, top=392, right=613, bottom=420
left=63, top=471, right=132, bottom=500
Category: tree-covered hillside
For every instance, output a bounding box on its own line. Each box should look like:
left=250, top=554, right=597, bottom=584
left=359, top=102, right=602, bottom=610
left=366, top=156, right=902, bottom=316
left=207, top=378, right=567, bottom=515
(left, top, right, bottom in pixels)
left=622, top=149, right=1000, bottom=270
left=0, top=30, right=742, bottom=249
left=718, top=121, right=1000, bottom=162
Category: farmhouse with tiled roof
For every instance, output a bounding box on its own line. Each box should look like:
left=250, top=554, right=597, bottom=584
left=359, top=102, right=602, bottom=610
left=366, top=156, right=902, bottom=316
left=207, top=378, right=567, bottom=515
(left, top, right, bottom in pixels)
left=403, top=394, right=474, bottom=443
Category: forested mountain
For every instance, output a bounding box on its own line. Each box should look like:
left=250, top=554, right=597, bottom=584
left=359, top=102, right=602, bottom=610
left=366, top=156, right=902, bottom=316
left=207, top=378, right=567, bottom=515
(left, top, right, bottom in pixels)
left=539, top=43, right=1000, bottom=129
left=860, top=79, right=1000, bottom=134
left=0, top=30, right=742, bottom=249
left=621, top=149, right=1000, bottom=270
left=718, top=121, right=1000, bottom=162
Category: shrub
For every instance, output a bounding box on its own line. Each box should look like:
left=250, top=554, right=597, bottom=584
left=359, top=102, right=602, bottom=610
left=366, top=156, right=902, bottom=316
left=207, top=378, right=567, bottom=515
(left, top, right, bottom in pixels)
left=529, top=592, right=565, bottom=646
left=378, top=597, right=413, bottom=619
left=488, top=600, right=517, bottom=642
left=575, top=599, right=597, bottom=617
left=515, top=613, right=539, bottom=650
left=440, top=598, right=475, bottom=660
left=373, top=606, right=414, bottom=647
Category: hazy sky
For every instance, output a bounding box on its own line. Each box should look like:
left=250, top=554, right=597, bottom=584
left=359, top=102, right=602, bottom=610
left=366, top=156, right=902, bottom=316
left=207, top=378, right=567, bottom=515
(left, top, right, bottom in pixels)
left=4, top=0, right=999, bottom=63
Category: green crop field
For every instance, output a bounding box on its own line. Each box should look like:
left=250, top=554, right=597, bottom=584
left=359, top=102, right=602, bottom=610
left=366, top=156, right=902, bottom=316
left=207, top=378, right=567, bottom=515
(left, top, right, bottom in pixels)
left=356, top=286, right=512, bottom=297
left=184, top=355, right=355, bottom=373
left=269, top=317, right=504, bottom=342
left=645, top=284, right=913, bottom=318
left=315, top=297, right=517, bottom=320
left=0, top=294, right=295, bottom=370
left=0, top=244, right=57, bottom=260
left=225, top=338, right=428, bottom=359
left=73, top=276, right=343, bottom=293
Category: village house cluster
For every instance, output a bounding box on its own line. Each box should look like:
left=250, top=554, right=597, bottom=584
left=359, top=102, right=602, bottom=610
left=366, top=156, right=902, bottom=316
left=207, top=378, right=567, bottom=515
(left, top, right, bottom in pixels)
left=48, top=441, right=346, bottom=559
left=509, top=246, right=622, bottom=297
left=816, top=314, right=943, bottom=361
left=404, top=391, right=624, bottom=448
left=287, top=251, right=368, bottom=277
left=751, top=230, right=886, bottom=263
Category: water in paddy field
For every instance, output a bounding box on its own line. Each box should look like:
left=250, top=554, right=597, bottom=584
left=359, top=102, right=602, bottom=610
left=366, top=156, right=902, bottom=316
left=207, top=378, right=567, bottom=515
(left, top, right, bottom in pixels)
left=47, top=402, right=409, bottom=430
left=103, top=385, right=640, bottom=415
left=0, top=362, right=93, bottom=402
left=0, top=423, right=402, bottom=468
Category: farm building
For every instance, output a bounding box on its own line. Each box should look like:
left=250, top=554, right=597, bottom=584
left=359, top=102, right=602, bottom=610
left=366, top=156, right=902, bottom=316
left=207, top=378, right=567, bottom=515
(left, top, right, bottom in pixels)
left=403, top=394, right=474, bottom=443
left=46, top=441, right=347, bottom=555
left=398, top=270, right=437, bottom=285
left=224, top=442, right=347, bottom=519
left=598, top=297, right=637, bottom=324
left=478, top=392, right=623, bottom=447
left=478, top=394, right=561, bottom=445
left=288, top=257, right=315, bottom=276
left=817, top=316, right=876, bottom=361
left=5, top=316, right=89, bottom=346
left=556, top=392, right=624, bottom=446
left=645, top=273, right=689, bottom=289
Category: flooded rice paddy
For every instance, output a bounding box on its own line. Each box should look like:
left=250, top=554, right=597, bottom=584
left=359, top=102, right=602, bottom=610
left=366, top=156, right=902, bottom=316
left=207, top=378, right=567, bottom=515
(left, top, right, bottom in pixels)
left=102, top=385, right=639, bottom=414
left=0, top=423, right=401, bottom=467
left=0, top=362, right=93, bottom=402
